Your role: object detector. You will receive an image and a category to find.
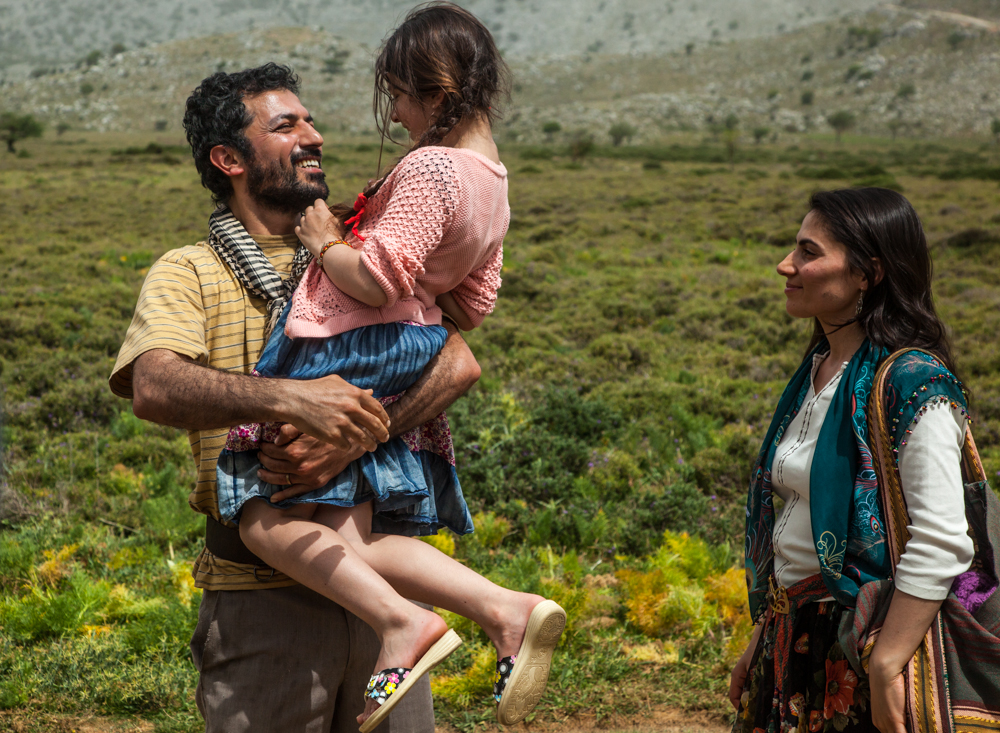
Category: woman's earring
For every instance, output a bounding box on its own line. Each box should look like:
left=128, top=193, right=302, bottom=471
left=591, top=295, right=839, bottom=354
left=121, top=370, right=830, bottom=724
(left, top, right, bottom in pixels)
left=856, top=291, right=865, bottom=316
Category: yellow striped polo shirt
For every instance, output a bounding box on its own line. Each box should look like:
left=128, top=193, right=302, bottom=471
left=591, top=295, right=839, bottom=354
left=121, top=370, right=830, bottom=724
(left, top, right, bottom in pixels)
left=110, top=234, right=299, bottom=591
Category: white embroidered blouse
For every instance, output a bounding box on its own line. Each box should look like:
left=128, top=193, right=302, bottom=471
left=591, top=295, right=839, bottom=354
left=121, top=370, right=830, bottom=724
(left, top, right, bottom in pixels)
left=771, top=353, right=974, bottom=600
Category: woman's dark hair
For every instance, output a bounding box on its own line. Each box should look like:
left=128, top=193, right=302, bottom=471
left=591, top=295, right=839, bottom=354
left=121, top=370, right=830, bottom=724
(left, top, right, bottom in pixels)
left=183, top=63, right=300, bottom=203
left=805, top=187, right=957, bottom=374
left=329, top=1, right=510, bottom=222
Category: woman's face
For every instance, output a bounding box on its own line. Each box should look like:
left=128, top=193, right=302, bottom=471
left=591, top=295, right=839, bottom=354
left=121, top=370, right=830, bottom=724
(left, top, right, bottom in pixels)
left=777, top=210, right=868, bottom=327
left=389, top=85, right=440, bottom=142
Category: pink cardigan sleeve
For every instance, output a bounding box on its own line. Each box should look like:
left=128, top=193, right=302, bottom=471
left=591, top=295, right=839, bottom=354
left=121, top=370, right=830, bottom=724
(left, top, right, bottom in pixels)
left=449, top=241, right=503, bottom=327
left=360, top=152, right=459, bottom=307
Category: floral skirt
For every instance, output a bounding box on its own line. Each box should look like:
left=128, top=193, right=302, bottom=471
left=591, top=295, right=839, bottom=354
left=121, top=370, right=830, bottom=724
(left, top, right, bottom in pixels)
left=215, top=306, right=474, bottom=538
left=734, top=575, right=876, bottom=733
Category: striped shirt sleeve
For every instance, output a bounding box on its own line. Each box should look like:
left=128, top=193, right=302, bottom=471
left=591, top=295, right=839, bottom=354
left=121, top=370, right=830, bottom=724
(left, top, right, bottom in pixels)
left=110, top=248, right=210, bottom=399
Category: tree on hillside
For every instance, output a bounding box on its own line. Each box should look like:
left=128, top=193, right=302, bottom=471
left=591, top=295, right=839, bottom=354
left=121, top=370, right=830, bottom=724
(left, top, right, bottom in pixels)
left=752, top=126, right=771, bottom=145
left=722, top=114, right=739, bottom=164
left=801, top=90, right=814, bottom=106
left=1, top=113, right=43, bottom=153
left=888, top=118, right=904, bottom=141
left=609, top=122, right=637, bottom=147
left=897, top=82, right=916, bottom=100
left=827, top=110, right=856, bottom=143
left=991, top=118, right=1000, bottom=147
left=542, top=121, right=561, bottom=142
left=569, top=132, right=595, bottom=162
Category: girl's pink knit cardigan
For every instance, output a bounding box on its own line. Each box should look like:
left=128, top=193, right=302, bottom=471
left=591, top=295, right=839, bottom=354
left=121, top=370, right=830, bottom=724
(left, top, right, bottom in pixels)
left=285, top=146, right=509, bottom=338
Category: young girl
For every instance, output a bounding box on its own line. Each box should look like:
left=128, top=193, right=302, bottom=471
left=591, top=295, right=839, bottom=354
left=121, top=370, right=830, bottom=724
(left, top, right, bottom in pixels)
left=215, top=4, right=565, bottom=731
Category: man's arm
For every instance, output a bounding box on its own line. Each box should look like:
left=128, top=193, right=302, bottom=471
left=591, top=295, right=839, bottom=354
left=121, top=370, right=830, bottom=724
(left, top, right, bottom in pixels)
left=384, top=321, right=481, bottom=435
left=131, top=349, right=389, bottom=451
left=262, top=322, right=481, bottom=501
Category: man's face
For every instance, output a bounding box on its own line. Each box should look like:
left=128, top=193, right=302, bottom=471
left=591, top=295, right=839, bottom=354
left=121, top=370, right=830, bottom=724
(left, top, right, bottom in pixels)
left=240, top=89, right=328, bottom=213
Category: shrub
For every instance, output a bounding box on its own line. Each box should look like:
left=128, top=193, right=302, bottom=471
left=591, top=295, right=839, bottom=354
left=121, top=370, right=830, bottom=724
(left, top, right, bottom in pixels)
left=569, top=133, right=595, bottom=161
left=0, top=113, right=43, bottom=154
left=519, top=146, right=554, bottom=160
left=609, top=122, right=638, bottom=147
left=0, top=572, right=113, bottom=642
left=827, top=110, right=856, bottom=143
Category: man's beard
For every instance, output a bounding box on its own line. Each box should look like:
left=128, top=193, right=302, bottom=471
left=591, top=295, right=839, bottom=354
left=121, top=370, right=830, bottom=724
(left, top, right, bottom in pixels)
left=245, top=153, right=329, bottom=214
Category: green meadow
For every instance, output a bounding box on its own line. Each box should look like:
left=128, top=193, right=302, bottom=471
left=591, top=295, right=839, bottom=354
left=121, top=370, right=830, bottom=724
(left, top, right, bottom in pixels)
left=2, top=131, right=1000, bottom=732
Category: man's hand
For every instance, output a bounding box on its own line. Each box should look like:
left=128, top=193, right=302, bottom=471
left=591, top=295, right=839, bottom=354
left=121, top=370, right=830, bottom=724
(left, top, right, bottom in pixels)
left=278, top=374, right=390, bottom=451
left=132, top=350, right=391, bottom=447
left=256, top=424, right=365, bottom=502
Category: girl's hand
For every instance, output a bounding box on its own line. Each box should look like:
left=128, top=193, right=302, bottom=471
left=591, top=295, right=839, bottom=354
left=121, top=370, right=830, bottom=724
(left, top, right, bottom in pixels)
left=295, top=199, right=339, bottom=255
left=869, top=666, right=907, bottom=733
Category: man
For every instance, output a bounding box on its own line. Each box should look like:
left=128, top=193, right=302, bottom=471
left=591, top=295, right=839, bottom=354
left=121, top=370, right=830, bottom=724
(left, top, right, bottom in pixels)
left=109, top=63, right=480, bottom=732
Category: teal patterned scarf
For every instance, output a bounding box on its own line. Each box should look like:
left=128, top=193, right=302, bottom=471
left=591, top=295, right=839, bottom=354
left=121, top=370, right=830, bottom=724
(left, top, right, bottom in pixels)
left=745, top=339, right=890, bottom=620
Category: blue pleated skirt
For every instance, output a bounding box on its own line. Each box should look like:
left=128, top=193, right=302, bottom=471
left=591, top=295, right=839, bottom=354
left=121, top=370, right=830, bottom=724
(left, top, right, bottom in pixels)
left=215, top=306, right=474, bottom=538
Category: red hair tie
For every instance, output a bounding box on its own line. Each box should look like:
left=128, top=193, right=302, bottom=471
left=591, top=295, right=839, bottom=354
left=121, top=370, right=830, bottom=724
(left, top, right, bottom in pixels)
left=343, top=192, right=368, bottom=242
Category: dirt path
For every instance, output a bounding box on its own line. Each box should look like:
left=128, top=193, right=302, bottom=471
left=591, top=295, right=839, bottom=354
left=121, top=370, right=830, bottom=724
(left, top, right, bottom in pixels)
left=1, top=707, right=731, bottom=733
left=436, top=707, right=731, bottom=733
left=885, top=3, right=1000, bottom=32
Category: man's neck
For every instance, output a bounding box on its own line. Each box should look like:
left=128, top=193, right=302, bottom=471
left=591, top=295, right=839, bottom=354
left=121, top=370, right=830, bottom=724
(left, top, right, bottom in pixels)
left=227, top=196, right=298, bottom=237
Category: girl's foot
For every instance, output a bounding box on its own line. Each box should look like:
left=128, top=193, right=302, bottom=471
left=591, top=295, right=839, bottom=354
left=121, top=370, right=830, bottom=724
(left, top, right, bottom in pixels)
left=487, top=592, right=546, bottom=658
left=357, top=606, right=449, bottom=725
left=494, top=599, right=567, bottom=726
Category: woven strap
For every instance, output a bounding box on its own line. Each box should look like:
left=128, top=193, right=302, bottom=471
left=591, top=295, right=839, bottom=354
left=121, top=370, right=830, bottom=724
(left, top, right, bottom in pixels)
left=867, top=347, right=984, bottom=733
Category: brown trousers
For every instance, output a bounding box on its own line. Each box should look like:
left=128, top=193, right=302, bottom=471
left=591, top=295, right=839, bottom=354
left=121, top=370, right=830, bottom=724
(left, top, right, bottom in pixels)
left=191, top=585, right=436, bottom=732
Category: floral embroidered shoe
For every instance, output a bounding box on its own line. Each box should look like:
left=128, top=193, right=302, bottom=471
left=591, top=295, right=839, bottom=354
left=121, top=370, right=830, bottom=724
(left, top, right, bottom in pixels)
left=366, top=668, right=410, bottom=707
left=495, top=600, right=567, bottom=726
left=493, top=654, right=516, bottom=703
left=359, top=628, right=463, bottom=733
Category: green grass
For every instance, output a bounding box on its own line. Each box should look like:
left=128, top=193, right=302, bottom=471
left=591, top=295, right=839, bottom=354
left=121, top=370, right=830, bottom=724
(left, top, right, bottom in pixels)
left=2, top=131, right=1000, bottom=731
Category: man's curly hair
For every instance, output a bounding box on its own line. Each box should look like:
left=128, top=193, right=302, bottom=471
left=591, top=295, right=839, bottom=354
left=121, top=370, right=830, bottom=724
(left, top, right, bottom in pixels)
left=183, top=63, right=300, bottom=203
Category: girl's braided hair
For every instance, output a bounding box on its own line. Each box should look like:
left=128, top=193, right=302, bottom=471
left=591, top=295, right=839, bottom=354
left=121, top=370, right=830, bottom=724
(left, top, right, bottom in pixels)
left=331, top=2, right=511, bottom=221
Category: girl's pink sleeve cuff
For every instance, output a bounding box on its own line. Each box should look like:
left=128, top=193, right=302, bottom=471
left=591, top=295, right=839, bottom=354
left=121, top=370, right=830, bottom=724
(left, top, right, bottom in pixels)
left=361, top=241, right=400, bottom=307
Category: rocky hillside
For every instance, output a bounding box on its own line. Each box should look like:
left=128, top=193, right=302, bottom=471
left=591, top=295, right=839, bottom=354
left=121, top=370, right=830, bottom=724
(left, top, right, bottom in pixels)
left=510, top=4, right=1000, bottom=140
left=1, top=4, right=999, bottom=141
left=0, top=0, right=881, bottom=74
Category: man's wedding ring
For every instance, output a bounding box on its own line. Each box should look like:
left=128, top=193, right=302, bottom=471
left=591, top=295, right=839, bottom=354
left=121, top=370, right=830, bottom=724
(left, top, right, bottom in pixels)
left=286, top=473, right=292, bottom=485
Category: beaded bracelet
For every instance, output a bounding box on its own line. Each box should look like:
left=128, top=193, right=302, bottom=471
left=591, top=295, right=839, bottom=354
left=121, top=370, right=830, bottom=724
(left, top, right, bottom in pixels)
left=318, top=239, right=349, bottom=267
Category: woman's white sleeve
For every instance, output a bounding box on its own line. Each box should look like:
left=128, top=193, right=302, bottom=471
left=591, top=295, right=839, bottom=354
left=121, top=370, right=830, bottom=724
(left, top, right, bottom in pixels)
left=894, top=402, right=974, bottom=600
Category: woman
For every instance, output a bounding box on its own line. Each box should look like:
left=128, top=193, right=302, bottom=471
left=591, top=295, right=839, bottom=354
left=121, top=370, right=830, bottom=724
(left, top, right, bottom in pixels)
left=730, top=188, right=973, bottom=733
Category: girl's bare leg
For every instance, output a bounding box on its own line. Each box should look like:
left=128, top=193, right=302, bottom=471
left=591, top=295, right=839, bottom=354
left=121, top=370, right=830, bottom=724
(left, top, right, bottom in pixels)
left=317, top=502, right=545, bottom=660
left=238, top=498, right=448, bottom=676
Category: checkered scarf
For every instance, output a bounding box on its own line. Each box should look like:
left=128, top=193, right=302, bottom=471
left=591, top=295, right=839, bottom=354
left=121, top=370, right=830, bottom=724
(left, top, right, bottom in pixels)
left=207, top=204, right=312, bottom=339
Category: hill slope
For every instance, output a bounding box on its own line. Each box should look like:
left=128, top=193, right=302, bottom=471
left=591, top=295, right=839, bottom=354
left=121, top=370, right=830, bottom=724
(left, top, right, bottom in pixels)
left=3, top=5, right=1000, bottom=140
left=0, top=0, right=881, bottom=73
